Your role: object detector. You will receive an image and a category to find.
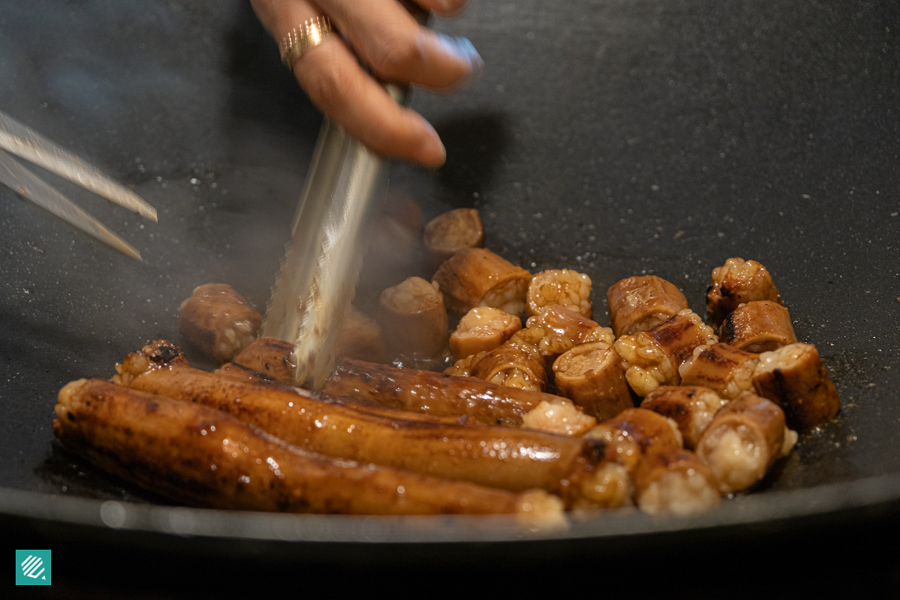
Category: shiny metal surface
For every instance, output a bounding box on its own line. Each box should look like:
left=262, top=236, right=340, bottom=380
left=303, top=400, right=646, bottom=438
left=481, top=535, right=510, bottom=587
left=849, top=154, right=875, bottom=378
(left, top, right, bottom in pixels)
left=262, top=116, right=388, bottom=388
left=0, top=0, right=898, bottom=593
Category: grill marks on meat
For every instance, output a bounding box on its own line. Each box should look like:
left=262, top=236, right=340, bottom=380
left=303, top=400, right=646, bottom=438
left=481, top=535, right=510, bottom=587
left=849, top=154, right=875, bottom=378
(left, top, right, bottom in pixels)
left=55, top=379, right=564, bottom=518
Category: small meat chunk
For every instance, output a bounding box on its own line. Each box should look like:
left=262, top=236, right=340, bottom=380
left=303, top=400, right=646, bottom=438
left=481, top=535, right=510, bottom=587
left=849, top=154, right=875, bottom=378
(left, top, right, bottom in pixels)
left=601, top=408, right=684, bottom=455
left=633, top=448, right=720, bottom=515
left=552, top=341, right=633, bottom=421
left=379, top=277, right=448, bottom=360
left=614, top=309, right=718, bottom=397
left=432, top=248, right=532, bottom=315
left=695, top=393, right=796, bottom=493
left=607, top=275, right=689, bottom=338
left=450, top=307, right=522, bottom=359
left=336, top=309, right=390, bottom=364
left=679, top=342, right=760, bottom=400
left=640, top=385, right=727, bottom=450
left=526, top=304, right=614, bottom=360
left=470, top=328, right=547, bottom=392
left=707, top=257, right=784, bottom=326
left=423, top=208, right=484, bottom=272
left=719, top=300, right=797, bottom=353
left=752, top=342, right=840, bottom=430
left=179, top=283, right=261, bottom=363
left=526, top=269, right=593, bottom=319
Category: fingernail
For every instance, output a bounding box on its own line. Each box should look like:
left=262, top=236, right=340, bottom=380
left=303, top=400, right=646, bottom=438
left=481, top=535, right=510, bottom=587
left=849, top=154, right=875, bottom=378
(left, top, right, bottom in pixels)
left=438, top=33, right=484, bottom=75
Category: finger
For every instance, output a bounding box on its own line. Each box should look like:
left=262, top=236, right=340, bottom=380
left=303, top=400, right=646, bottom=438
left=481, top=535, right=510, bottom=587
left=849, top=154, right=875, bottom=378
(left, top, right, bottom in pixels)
left=250, top=0, right=447, bottom=166
left=411, top=0, right=469, bottom=17
left=317, top=0, right=482, bottom=90
left=296, top=38, right=446, bottom=167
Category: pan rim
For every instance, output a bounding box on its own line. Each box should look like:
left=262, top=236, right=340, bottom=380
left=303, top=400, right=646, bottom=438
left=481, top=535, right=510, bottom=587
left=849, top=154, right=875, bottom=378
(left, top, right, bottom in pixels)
left=3, top=472, right=900, bottom=545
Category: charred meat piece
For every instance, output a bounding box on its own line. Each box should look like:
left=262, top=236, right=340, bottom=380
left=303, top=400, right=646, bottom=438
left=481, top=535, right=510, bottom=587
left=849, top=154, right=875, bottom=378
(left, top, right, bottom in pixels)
left=601, top=408, right=684, bottom=455
left=336, top=309, right=390, bottom=364
left=379, top=277, right=448, bottom=360
left=114, top=342, right=610, bottom=506
left=552, top=341, right=634, bottom=421
left=470, top=327, right=547, bottom=392
left=432, top=248, right=532, bottom=315
left=640, top=385, right=727, bottom=450
left=718, top=301, right=797, bottom=353
left=525, top=305, right=614, bottom=361
left=323, top=354, right=571, bottom=427
left=55, top=379, right=564, bottom=520
left=695, top=393, right=797, bottom=494
left=526, top=269, right=593, bottom=319
left=707, top=257, right=784, bottom=326
left=607, top=275, right=689, bottom=338
left=450, top=307, right=522, bottom=359
left=679, top=342, right=760, bottom=400
left=752, top=343, right=840, bottom=430
left=444, top=351, right=490, bottom=377
left=633, top=447, right=720, bottom=515
left=614, top=309, right=718, bottom=397
left=179, top=283, right=261, bottom=363
left=232, top=337, right=298, bottom=385
left=423, top=208, right=485, bottom=272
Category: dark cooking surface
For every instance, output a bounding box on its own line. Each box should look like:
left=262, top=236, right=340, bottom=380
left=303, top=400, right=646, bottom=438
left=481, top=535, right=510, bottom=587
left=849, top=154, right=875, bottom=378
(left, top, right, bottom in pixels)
left=1, top=0, right=899, bottom=575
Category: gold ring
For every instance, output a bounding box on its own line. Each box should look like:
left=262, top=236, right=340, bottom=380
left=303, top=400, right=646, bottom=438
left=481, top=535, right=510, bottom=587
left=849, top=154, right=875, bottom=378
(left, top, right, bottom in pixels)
left=279, top=16, right=335, bottom=68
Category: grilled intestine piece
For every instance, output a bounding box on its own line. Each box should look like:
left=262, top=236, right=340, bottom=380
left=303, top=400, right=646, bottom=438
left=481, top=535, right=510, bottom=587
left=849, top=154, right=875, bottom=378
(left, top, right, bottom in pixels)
left=323, top=355, right=570, bottom=427
left=179, top=283, right=261, bottom=363
left=707, top=257, right=784, bottom=326
left=607, top=275, right=689, bottom=338
left=633, top=448, right=720, bottom=515
left=679, top=343, right=760, bottom=400
left=526, top=305, right=614, bottom=361
left=614, top=309, right=719, bottom=397
left=379, top=277, right=448, bottom=360
left=695, top=393, right=797, bottom=494
left=718, top=301, right=797, bottom=353
left=601, top=408, right=684, bottom=456
left=450, top=307, right=522, bottom=359
left=444, top=351, right=489, bottom=377
left=640, top=386, right=727, bottom=450
left=552, top=341, right=633, bottom=421
left=232, top=337, right=298, bottom=384
left=470, top=328, right=547, bottom=392
left=336, top=309, right=390, bottom=364
left=526, top=269, right=593, bottom=319
left=521, top=398, right=596, bottom=437
left=590, top=409, right=712, bottom=514
left=423, top=208, right=485, bottom=272
left=752, top=343, right=840, bottom=430
left=114, top=342, right=610, bottom=505
left=432, top=248, right=532, bottom=315
left=55, top=379, right=565, bottom=522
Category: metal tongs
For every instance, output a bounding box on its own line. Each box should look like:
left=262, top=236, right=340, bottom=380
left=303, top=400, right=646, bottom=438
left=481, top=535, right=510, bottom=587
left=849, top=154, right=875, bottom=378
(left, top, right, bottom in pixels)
left=0, top=110, right=156, bottom=260
left=263, top=7, right=430, bottom=390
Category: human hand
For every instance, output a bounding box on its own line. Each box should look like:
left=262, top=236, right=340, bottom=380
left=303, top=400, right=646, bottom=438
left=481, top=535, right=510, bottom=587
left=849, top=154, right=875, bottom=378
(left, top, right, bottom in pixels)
left=250, top=0, right=482, bottom=168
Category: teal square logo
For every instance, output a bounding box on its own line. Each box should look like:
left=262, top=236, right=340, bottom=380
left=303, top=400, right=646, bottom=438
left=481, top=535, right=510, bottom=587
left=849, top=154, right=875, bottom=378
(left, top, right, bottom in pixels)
left=15, top=550, right=51, bottom=585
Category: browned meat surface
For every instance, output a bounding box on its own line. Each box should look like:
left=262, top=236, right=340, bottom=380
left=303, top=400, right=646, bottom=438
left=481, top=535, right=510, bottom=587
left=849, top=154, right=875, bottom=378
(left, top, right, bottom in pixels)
left=707, top=257, right=784, bottom=326
left=718, top=300, right=797, bottom=353
left=752, top=343, right=840, bottom=430
left=179, top=283, right=261, bottom=363
left=114, top=342, right=610, bottom=506
left=422, top=208, right=484, bottom=272
left=431, top=248, right=532, bottom=315
left=607, top=275, right=689, bottom=338
left=55, top=379, right=565, bottom=519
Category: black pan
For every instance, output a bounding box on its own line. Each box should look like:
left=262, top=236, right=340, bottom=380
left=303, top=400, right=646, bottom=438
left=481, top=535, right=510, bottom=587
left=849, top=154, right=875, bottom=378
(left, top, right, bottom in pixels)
left=1, top=0, right=899, bottom=595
